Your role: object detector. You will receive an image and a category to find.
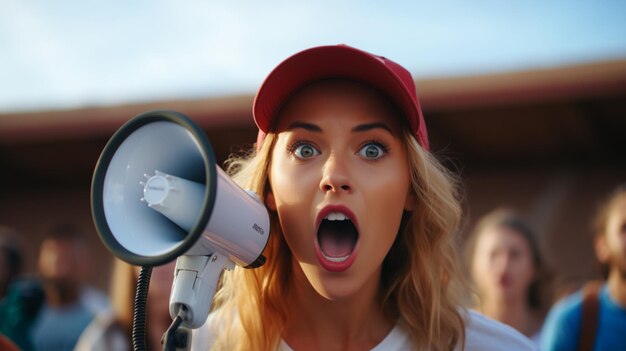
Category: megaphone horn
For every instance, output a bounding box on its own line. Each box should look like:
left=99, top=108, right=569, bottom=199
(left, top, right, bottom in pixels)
left=91, top=110, right=270, bottom=328
left=91, top=110, right=269, bottom=267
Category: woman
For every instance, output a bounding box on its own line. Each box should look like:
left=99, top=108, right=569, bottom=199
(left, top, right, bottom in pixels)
left=465, top=209, right=550, bottom=346
left=199, top=45, right=533, bottom=350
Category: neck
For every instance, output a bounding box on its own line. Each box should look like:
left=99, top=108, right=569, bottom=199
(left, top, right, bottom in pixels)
left=283, top=264, right=393, bottom=351
left=607, top=268, right=626, bottom=307
left=480, top=294, right=537, bottom=337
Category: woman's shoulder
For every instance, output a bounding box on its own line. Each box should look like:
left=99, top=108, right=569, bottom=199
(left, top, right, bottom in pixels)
left=460, top=310, right=537, bottom=351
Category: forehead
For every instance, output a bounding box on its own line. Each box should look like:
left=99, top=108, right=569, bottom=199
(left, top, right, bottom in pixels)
left=477, top=225, right=532, bottom=250
left=274, top=79, right=405, bottom=132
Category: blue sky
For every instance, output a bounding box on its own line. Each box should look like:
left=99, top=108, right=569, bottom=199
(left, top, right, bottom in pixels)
left=1, top=0, right=625, bottom=112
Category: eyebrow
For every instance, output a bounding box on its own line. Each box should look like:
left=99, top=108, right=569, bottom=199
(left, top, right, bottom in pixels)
left=286, top=122, right=322, bottom=132
left=286, top=121, right=394, bottom=135
left=351, top=122, right=394, bottom=135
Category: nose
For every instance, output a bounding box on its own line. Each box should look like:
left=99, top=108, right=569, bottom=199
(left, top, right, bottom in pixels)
left=319, top=154, right=352, bottom=193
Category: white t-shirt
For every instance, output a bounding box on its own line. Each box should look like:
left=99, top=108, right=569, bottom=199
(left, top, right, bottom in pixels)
left=193, top=310, right=536, bottom=351
left=276, top=319, right=410, bottom=351
left=461, top=310, right=537, bottom=351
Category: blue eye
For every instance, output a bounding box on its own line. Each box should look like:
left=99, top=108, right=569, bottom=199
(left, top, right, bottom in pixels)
left=293, top=143, right=319, bottom=159
left=358, top=143, right=386, bottom=159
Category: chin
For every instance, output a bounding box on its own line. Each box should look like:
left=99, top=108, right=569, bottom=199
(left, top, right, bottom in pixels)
left=305, top=267, right=364, bottom=301
left=314, top=282, right=361, bottom=301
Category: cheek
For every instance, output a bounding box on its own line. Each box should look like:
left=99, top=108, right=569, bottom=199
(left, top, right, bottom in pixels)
left=362, top=162, right=410, bottom=218
left=506, top=255, right=536, bottom=290
left=471, top=255, right=485, bottom=275
left=471, top=256, right=492, bottom=287
left=361, top=170, right=409, bottom=236
left=603, top=209, right=626, bottom=254
left=275, top=205, right=309, bottom=245
left=607, top=230, right=626, bottom=254
left=518, top=258, right=537, bottom=282
left=269, top=162, right=317, bottom=258
left=269, top=163, right=317, bottom=214
left=470, top=237, right=493, bottom=274
left=269, top=152, right=317, bottom=205
left=368, top=189, right=405, bottom=225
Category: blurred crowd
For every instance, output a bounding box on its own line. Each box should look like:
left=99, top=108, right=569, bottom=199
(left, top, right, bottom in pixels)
left=0, top=224, right=175, bottom=351
left=464, top=184, right=626, bottom=350
left=1, top=183, right=625, bottom=351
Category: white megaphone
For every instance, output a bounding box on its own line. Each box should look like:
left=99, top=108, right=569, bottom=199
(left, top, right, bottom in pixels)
left=91, top=110, right=270, bottom=329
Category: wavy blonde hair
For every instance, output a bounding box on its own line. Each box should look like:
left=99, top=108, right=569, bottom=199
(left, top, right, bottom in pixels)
left=209, top=128, right=468, bottom=350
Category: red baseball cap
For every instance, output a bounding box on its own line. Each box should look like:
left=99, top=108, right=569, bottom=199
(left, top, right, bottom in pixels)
left=253, top=44, right=429, bottom=150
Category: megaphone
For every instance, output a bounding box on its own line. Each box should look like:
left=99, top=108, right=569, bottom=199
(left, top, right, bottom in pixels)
left=91, top=110, right=270, bottom=329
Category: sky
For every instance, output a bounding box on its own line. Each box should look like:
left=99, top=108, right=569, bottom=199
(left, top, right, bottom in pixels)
left=1, top=0, right=626, bottom=113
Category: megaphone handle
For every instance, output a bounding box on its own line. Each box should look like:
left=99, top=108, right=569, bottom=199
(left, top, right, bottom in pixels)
left=161, top=314, right=190, bottom=351
left=169, top=254, right=234, bottom=329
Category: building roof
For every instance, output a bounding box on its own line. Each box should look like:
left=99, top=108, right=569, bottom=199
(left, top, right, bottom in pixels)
left=1, top=58, right=625, bottom=190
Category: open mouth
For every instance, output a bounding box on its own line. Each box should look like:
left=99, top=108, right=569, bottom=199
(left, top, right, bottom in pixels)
left=316, top=212, right=359, bottom=265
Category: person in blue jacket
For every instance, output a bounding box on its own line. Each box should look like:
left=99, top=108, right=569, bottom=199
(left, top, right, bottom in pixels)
left=541, top=184, right=626, bottom=351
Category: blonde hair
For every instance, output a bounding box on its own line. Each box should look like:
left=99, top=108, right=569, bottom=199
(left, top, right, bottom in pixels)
left=209, top=129, right=467, bottom=350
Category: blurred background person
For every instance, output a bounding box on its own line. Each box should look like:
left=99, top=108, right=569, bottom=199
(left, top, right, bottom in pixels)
left=0, top=226, right=44, bottom=351
left=30, top=224, right=108, bottom=351
left=0, top=226, right=22, bottom=299
left=75, top=258, right=177, bottom=351
left=541, top=184, right=626, bottom=351
left=465, top=208, right=552, bottom=347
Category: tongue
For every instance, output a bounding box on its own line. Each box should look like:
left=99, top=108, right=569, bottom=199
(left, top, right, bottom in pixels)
left=318, top=220, right=356, bottom=257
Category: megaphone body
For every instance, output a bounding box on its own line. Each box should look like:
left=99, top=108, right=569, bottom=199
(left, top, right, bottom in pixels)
left=91, top=110, right=270, bottom=328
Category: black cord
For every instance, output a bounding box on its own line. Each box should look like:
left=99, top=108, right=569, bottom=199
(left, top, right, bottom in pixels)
left=162, top=314, right=186, bottom=351
left=132, top=266, right=152, bottom=351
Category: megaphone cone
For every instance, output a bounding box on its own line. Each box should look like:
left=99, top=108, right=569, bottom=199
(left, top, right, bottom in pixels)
left=91, top=110, right=269, bottom=267
left=91, top=110, right=270, bottom=329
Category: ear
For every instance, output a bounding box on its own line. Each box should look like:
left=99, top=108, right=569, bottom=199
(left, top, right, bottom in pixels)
left=594, top=234, right=610, bottom=264
left=265, top=190, right=277, bottom=211
left=404, top=191, right=416, bottom=211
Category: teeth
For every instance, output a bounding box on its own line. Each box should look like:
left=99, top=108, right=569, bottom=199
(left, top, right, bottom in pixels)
left=322, top=253, right=350, bottom=262
left=324, top=212, right=349, bottom=221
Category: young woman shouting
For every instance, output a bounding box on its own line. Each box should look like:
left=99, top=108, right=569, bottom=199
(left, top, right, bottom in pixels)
left=196, top=44, right=534, bottom=351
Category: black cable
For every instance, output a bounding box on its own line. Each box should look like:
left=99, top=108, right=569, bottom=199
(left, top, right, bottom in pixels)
left=162, top=314, right=186, bottom=351
left=132, top=266, right=152, bottom=351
